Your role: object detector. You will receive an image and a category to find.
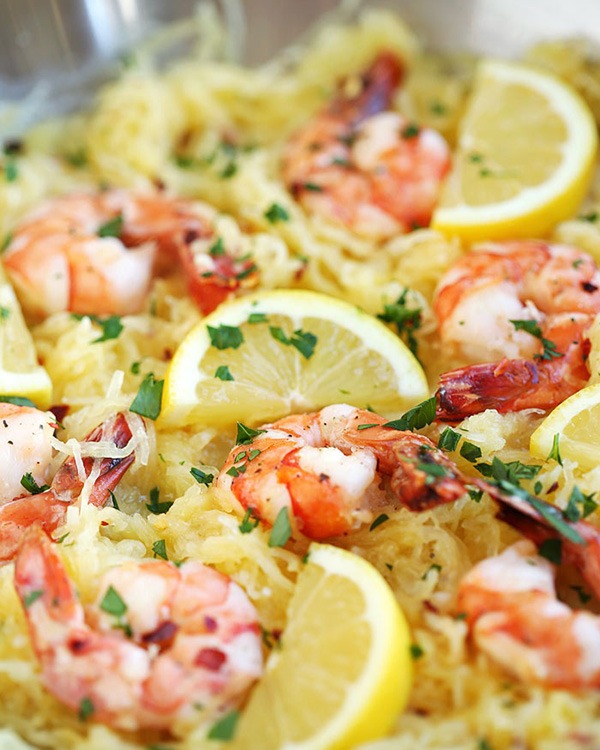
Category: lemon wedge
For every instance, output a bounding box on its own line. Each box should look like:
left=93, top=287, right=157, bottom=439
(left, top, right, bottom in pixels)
left=530, top=382, right=600, bottom=470
left=232, top=543, right=412, bottom=750
left=0, top=263, right=52, bottom=408
left=432, top=59, right=598, bottom=241
left=160, top=289, right=429, bottom=428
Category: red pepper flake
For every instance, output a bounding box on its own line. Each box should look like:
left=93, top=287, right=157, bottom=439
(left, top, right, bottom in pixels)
left=195, top=647, right=227, bottom=671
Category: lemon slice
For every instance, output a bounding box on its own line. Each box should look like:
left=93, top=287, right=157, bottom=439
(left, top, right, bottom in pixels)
left=0, top=263, right=52, bottom=408
left=232, top=543, right=412, bottom=750
left=160, top=289, right=428, bottom=428
left=530, top=382, right=600, bottom=470
left=432, top=59, right=598, bottom=241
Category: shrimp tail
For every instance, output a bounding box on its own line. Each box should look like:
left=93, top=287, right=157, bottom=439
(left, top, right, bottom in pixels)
left=331, top=51, right=404, bottom=124
left=0, top=412, right=138, bottom=563
left=435, top=350, right=589, bottom=421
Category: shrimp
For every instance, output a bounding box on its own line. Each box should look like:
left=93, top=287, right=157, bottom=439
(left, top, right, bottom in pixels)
left=0, top=411, right=138, bottom=562
left=0, top=403, right=56, bottom=504
left=217, top=404, right=470, bottom=540
left=457, top=540, right=600, bottom=689
left=2, top=189, right=258, bottom=320
left=14, top=526, right=263, bottom=732
left=282, top=51, right=451, bottom=240
left=433, top=241, right=600, bottom=420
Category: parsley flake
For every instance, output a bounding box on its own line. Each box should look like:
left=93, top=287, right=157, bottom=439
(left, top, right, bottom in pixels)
left=357, top=423, right=378, bottom=431
left=191, top=467, right=214, bottom=486
left=78, top=697, right=95, bottom=722
left=21, top=472, right=50, bottom=495
left=438, top=427, right=461, bottom=452
left=145, top=487, right=173, bottom=515
left=269, top=507, right=292, bottom=547
left=571, top=585, right=592, bottom=604
left=269, top=326, right=317, bottom=359
left=247, top=312, right=268, bottom=324
left=239, top=508, right=260, bottom=534
left=236, top=422, right=266, bottom=445
left=207, top=709, right=240, bottom=740
left=152, top=539, right=168, bottom=560
left=100, top=585, right=127, bottom=617
left=130, top=373, right=164, bottom=420
left=510, top=319, right=562, bottom=361
left=214, top=365, right=234, bottom=381
left=383, top=396, right=437, bottom=431
left=401, top=123, right=420, bottom=139
left=410, top=643, right=424, bottom=659
left=459, top=441, right=482, bottom=462
left=4, top=160, right=18, bottom=182
left=369, top=513, right=389, bottom=531
left=548, top=433, right=562, bottom=465
left=0, top=395, right=36, bottom=407
left=377, top=289, right=422, bottom=357
left=565, top=485, right=597, bottom=521
left=539, top=538, right=562, bottom=564
left=207, top=324, right=244, bottom=350
left=264, top=203, right=290, bottom=223
left=23, top=589, right=44, bottom=608
left=97, top=214, right=123, bottom=238
left=0, top=232, right=12, bottom=253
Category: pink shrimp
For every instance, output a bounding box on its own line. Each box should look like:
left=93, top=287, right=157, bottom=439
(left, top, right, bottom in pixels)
left=14, top=527, right=263, bottom=732
left=458, top=540, right=600, bottom=689
left=2, top=189, right=258, bottom=320
left=217, top=404, right=471, bottom=540
left=433, top=241, right=600, bottom=420
left=282, top=52, right=451, bottom=240
left=0, top=411, right=139, bottom=562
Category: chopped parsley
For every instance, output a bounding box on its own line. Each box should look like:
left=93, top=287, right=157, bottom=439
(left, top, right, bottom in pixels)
left=97, top=214, right=124, bottom=238
left=78, top=697, right=95, bottom=722
left=0, top=232, right=12, bottom=253
left=4, top=160, right=18, bottom=182
left=459, top=441, right=482, bottom=462
left=207, top=709, right=240, bottom=740
left=269, top=326, right=317, bottom=359
left=571, top=585, right=592, bottom=604
left=438, top=427, right=461, bottom=452
left=100, top=585, right=127, bottom=617
left=145, top=487, right=173, bottom=515
left=0, top=306, right=9, bottom=321
left=383, top=396, right=437, bottom=431
left=580, top=211, right=599, bottom=223
left=0, top=395, right=36, bottom=407
left=152, top=539, right=168, bottom=560
left=417, top=462, right=453, bottom=485
left=264, top=203, right=290, bottom=223
left=72, top=313, right=123, bottom=343
left=539, top=538, right=562, bottom=564
left=236, top=422, right=266, bottom=445
left=247, top=312, right=268, bottom=324
left=565, top=485, right=597, bottom=521
left=422, top=563, right=442, bottom=579
left=207, top=324, right=244, bottom=350
left=219, top=161, right=238, bottom=179
left=268, top=507, right=292, bottom=547
left=239, top=508, right=260, bottom=534
left=130, top=373, right=164, bottom=420
left=357, top=423, right=378, bottom=430
left=401, top=123, right=420, bottom=139
left=377, top=289, right=422, bottom=357
left=429, top=100, right=448, bottom=116
left=23, top=589, right=44, bottom=608
left=547, top=433, right=562, bottom=465
left=191, top=467, right=215, bottom=486
left=303, top=182, right=323, bottom=191
left=208, top=237, right=225, bottom=257
left=214, top=365, right=234, bottom=381
left=20, top=473, right=50, bottom=495
left=510, top=319, right=562, bottom=361
left=410, top=643, right=424, bottom=660
left=65, top=149, right=88, bottom=168
left=369, top=513, right=389, bottom=531
left=130, top=360, right=141, bottom=375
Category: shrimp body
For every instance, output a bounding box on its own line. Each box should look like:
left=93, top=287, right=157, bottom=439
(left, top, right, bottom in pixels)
left=434, top=241, right=600, bottom=419
left=282, top=52, right=451, bottom=239
left=3, top=190, right=257, bottom=320
left=217, top=404, right=468, bottom=540
left=0, top=412, right=138, bottom=562
left=458, top=540, right=600, bottom=689
left=0, top=403, right=55, bottom=504
left=15, top=527, right=263, bottom=732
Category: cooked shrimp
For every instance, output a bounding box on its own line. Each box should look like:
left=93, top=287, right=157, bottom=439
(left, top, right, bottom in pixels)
left=282, top=51, right=451, bottom=240
left=217, top=403, right=469, bottom=540
left=458, top=540, right=600, bottom=689
left=0, top=403, right=56, bottom=504
left=2, top=189, right=258, bottom=320
left=0, top=412, right=138, bottom=562
left=15, top=527, right=263, bottom=732
left=433, top=241, right=600, bottom=420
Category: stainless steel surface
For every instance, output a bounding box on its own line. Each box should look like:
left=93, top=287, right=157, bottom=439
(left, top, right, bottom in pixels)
left=1, top=0, right=600, bottom=114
